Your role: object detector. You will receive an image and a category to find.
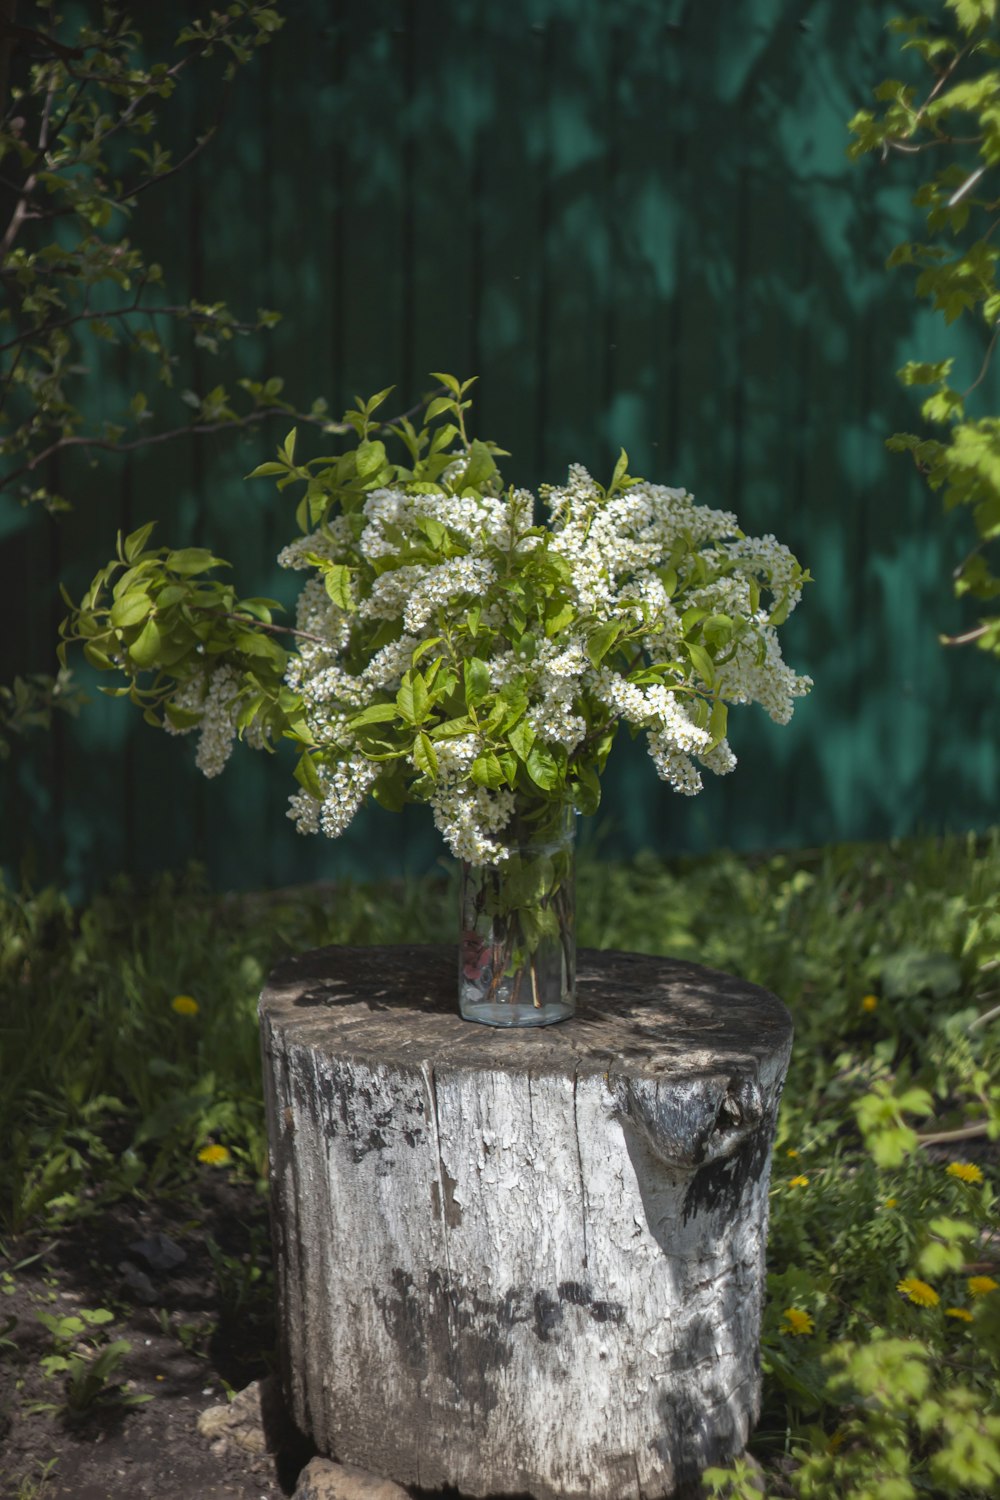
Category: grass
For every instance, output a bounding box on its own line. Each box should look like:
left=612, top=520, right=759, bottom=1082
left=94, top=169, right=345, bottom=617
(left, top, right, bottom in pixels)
left=1, top=833, right=999, bottom=1495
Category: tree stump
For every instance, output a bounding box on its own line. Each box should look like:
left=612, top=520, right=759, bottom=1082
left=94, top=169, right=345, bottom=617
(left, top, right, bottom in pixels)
left=259, top=945, right=792, bottom=1500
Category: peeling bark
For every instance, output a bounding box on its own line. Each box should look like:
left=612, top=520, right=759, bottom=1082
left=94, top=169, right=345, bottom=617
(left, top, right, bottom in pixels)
left=260, top=946, right=792, bottom=1500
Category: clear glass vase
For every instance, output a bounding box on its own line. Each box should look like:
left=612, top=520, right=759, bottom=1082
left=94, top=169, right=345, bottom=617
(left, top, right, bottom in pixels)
left=458, top=805, right=576, bottom=1027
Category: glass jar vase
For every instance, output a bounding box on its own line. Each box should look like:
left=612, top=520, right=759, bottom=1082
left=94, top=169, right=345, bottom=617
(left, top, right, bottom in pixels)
left=458, top=805, right=576, bottom=1027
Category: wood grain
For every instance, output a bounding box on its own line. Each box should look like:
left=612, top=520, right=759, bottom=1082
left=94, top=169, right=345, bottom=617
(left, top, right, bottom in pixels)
left=260, top=945, right=792, bottom=1499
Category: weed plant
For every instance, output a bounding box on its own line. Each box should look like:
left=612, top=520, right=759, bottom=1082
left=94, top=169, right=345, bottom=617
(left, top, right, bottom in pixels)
left=1, top=834, right=999, bottom=1494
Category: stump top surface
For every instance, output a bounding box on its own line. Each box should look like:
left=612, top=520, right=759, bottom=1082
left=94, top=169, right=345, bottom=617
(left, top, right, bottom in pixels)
left=260, top=945, right=791, bottom=1079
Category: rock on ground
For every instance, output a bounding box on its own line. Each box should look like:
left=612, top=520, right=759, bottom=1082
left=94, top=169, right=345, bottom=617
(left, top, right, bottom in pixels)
left=293, top=1457, right=411, bottom=1500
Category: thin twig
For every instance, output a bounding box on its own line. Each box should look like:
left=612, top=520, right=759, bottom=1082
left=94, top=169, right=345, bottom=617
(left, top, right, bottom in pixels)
left=19, top=110, right=228, bottom=225
left=0, top=301, right=264, bottom=355
left=215, top=611, right=328, bottom=646
left=913, top=39, right=974, bottom=129
left=961, top=323, right=1000, bottom=400
left=884, top=134, right=984, bottom=153
left=941, top=624, right=989, bottom=647
left=917, top=1121, right=992, bottom=1146
left=0, top=71, right=55, bottom=257
left=0, top=407, right=349, bottom=490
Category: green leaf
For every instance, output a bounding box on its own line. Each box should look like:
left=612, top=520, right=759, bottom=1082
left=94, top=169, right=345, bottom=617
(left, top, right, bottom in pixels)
left=167, top=548, right=228, bottom=577
left=463, top=656, right=490, bottom=707
left=293, top=751, right=324, bottom=799
left=430, top=371, right=462, bottom=396
left=165, top=701, right=201, bottom=731
left=430, top=715, right=476, bottom=739
left=324, top=563, right=354, bottom=611
left=572, top=764, right=601, bottom=815
left=471, top=751, right=504, bottom=787
left=586, top=621, right=620, bottom=669
left=128, top=617, right=163, bottom=668
left=83, top=643, right=115, bottom=672
left=110, top=593, right=152, bottom=629
left=708, top=698, right=729, bottom=749
left=246, top=460, right=288, bottom=479
left=686, top=641, right=715, bottom=686
left=413, top=731, right=439, bottom=779
left=702, top=614, right=734, bottom=648
left=681, top=606, right=708, bottom=634
left=898, top=358, right=955, bottom=386
left=396, top=671, right=429, bottom=725
left=508, top=717, right=535, bottom=761
left=417, top=515, right=448, bottom=550
left=607, top=448, right=630, bottom=494
left=544, top=600, right=576, bottom=637
left=526, top=743, right=559, bottom=790
left=124, top=522, right=156, bottom=561
left=355, top=440, right=387, bottom=477
left=411, top=636, right=441, bottom=666
left=349, top=703, right=398, bottom=729
left=459, top=439, right=497, bottom=493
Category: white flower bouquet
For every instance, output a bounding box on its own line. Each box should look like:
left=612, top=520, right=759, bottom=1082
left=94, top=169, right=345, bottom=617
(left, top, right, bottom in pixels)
left=63, top=375, right=811, bottom=1023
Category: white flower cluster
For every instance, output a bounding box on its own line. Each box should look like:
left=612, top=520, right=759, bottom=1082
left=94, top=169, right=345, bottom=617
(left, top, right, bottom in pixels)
left=163, top=663, right=243, bottom=779
left=425, top=735, right=516, bottom=864
left=544, top=471, right=810, bottom=794
left=277, top=463, right=810, bottom=849
left=287, top=755, right=379, bottom=838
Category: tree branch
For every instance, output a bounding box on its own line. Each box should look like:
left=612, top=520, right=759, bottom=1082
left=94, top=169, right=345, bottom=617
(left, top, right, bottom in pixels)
left=941, top=624, right=989, bottom=646
left=0, top=406, right=343, bottom=491
left=216, top=610, right=327, bottom=646
left=917, top=1120, right=992, bottom=1145
left=0, top=394, right=435, bottom=494
left=0, top=299, right=264, bottom=355
left=0, top=68, right=54, bottom=258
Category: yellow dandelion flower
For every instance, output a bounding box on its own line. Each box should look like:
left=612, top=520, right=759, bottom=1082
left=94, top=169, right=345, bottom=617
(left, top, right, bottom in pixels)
left=781, top=1306, right=814, bottom=1336
left=171, top=994, right=199, bottom=1017
left=861, top=994, right=878, bottom=1013
left=946, top=1162, right=984, bottom=1185
left=897, top=1277, right=939, bottom=1308
left=197, top=1144, right=231, bottom=1166
left=789, top=1175, right=810, bottom=1189
left=884, top=1197, right=898, bottom=1209
left=945, top=1307, right=973, bottom=1322
left=968, top=1275, right=998, bottom=1298
left=786, top=1148, right=800, bottom=1160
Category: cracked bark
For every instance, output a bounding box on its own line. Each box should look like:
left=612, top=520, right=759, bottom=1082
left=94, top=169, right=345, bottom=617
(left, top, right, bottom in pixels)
left=260, top=945, right=792, bottom=1500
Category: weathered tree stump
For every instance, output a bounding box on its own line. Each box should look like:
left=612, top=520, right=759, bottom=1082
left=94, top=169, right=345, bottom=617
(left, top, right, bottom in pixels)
left=259, top=945, right=792, bottom=1500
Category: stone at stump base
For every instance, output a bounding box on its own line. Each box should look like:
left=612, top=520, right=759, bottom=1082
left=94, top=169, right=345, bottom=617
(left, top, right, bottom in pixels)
left=259, top=946, right=793, bottom=1500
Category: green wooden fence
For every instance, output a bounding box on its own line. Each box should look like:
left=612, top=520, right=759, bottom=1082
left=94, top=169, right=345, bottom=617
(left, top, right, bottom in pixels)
left=3, top=0, right=998, bottom=897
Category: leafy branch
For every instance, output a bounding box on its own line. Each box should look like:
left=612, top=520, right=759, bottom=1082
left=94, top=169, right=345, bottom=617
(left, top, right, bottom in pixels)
left=849, top=0, right=1000, bottom=660
left=0, top=3, right=324, bottom=752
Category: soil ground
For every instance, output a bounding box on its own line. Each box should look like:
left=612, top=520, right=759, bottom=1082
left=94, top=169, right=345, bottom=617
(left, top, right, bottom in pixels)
left=0, top=1174, right=310, bottom=1500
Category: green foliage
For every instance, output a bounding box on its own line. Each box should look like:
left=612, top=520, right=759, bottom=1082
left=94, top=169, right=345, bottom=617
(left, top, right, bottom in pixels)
left=31, top=1305, right=147, bottom=1417
left=0, top=2, right=333, bottom=752
left=61, top=376, right=807, bottom=980
left=850, top=2, right=1000, bottom=660
left=0, top=865, right=455, bottom=1235
left=0, top=668, right=85, bottom=761
left=62, top=378, right=807, bottom=941
left=3, top=833, right=1000, bottom=1490
left=0, top=3, right=293, bottom=514
left=57, top=525, right=293, bottom=736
